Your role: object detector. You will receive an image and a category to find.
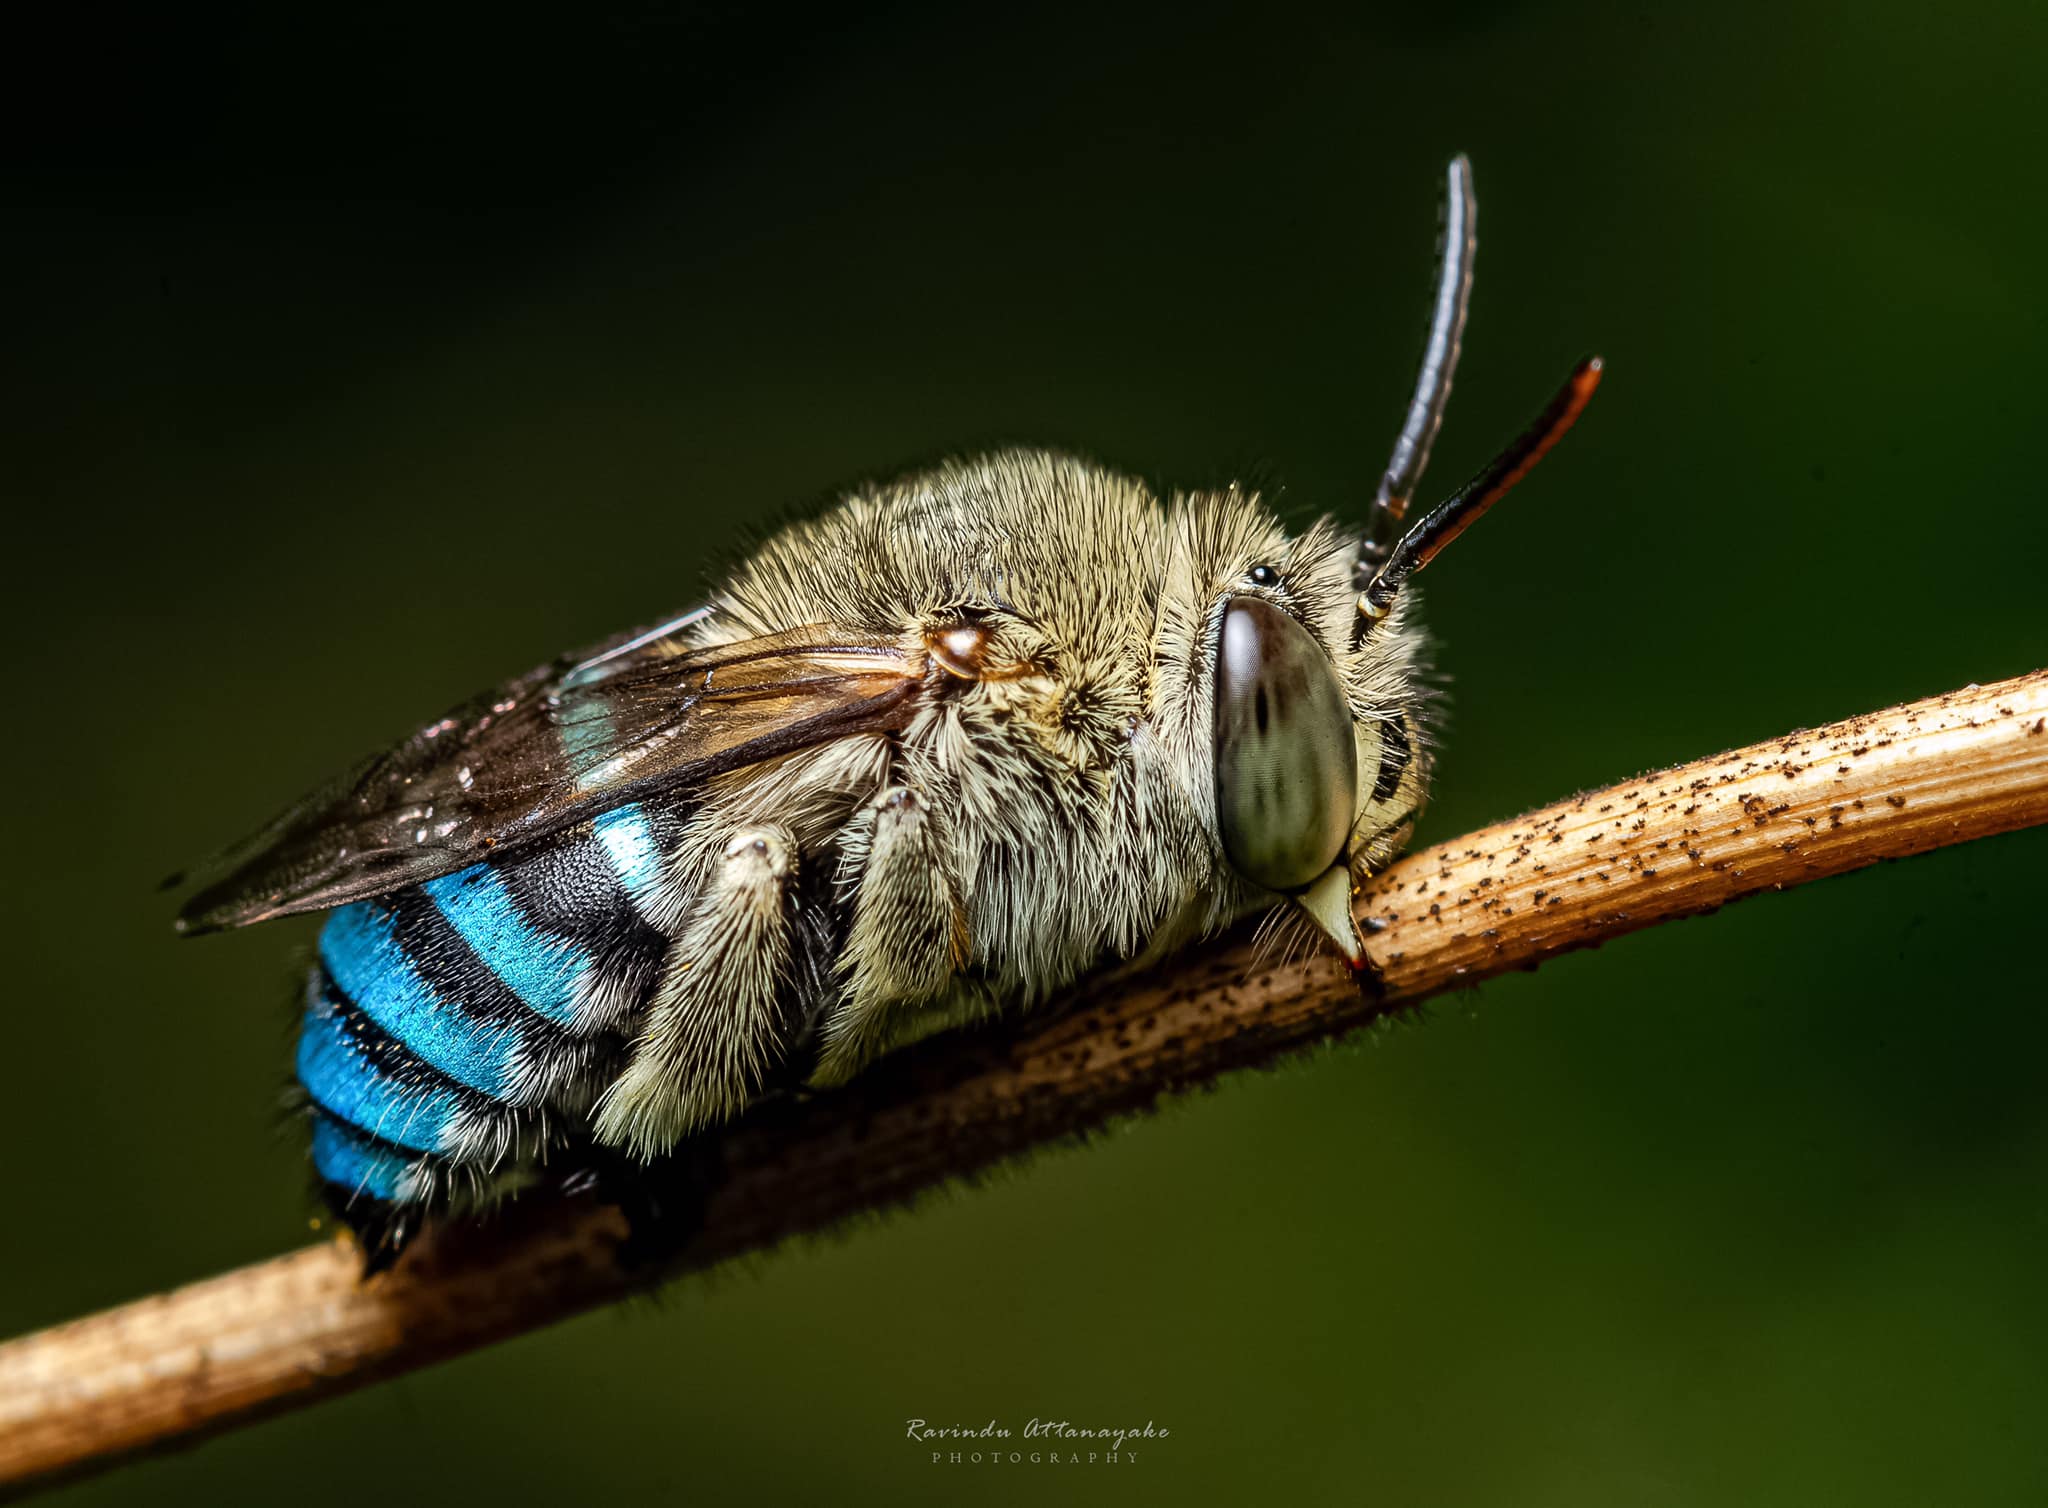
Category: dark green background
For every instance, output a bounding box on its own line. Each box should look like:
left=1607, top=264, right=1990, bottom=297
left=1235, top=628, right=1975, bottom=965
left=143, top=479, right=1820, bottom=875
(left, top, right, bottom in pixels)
left=7, top=3, right=2045, bottom=1503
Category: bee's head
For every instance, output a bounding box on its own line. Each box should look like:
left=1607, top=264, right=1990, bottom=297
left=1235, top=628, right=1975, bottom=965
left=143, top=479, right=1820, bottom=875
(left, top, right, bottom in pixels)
left=1205, top=335, right=1597, bottom=980
left=1210, top=583, right=1372, bottom=969
left=1199, top=534, right=1429, bottom=982
left=1203, top=157, right=1603, bottom=980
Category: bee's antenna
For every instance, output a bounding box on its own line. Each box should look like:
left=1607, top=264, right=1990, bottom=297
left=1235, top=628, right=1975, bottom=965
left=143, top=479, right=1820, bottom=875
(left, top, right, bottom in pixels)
left=1357, top=356, right=1604, bottom=624
left=1359, top=154, right=1478, bottom=579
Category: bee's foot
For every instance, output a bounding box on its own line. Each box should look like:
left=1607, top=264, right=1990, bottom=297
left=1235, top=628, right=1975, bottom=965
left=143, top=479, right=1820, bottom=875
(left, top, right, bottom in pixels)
left=569, top=1139, right=725, bottom=1273
left=1348, top=954, right=1391, bottom=1006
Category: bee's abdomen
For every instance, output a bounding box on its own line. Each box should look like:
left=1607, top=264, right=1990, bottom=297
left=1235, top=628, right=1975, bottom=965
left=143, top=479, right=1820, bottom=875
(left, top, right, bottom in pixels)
left=298, top=807, right=679, bottom=1217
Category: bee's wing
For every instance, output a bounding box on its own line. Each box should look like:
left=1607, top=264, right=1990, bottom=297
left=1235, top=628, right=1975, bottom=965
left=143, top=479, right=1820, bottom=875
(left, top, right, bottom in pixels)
left=174, top=614, right=919, bottom=933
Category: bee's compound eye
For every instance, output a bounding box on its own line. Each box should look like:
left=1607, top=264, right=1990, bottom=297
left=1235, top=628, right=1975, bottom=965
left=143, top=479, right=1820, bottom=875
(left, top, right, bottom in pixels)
left=1213, top=596, right=1357, bottom=893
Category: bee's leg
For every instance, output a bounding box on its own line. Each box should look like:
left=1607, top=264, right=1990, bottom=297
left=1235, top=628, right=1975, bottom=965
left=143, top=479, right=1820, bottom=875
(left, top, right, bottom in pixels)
left=330, top=1193, right=422, bottom=1277
left=558, top=1133, right=728, bottom=1271
left=1352, top=913, right=1392, bottom=1005
left=809, top=787, right=964, bottom=1088
left=1351, top=734, right=1424, bottom=1010
left=591, top=824, right=796, bottom=1159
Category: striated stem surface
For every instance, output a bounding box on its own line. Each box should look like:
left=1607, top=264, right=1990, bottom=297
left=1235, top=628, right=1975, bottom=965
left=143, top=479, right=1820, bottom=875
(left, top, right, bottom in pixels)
left=3, top=670, right=2044, bottom=1497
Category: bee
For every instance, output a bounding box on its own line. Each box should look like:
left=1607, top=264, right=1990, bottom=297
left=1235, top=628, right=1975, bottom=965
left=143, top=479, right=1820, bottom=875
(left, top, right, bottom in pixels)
left=176, top=156, right=1600, bottom=1266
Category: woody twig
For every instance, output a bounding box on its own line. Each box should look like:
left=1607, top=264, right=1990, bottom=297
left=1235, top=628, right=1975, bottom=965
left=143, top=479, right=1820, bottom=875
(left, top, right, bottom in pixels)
left=2, top=669, right=2044, bottom=1498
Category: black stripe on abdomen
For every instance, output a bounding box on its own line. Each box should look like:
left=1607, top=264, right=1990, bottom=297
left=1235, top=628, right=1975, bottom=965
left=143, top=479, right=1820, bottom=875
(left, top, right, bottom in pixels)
left=490, top=828, right=670, bottom=1032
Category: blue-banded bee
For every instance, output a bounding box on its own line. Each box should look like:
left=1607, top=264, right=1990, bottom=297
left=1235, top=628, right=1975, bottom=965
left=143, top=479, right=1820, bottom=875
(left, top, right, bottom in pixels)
left=177, top=156, right=1600, bottom=1267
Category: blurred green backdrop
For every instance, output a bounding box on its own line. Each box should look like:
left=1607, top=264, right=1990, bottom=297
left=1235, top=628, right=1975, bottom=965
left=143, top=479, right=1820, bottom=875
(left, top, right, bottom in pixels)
left=6, top=3, right=2045, bottom=1504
